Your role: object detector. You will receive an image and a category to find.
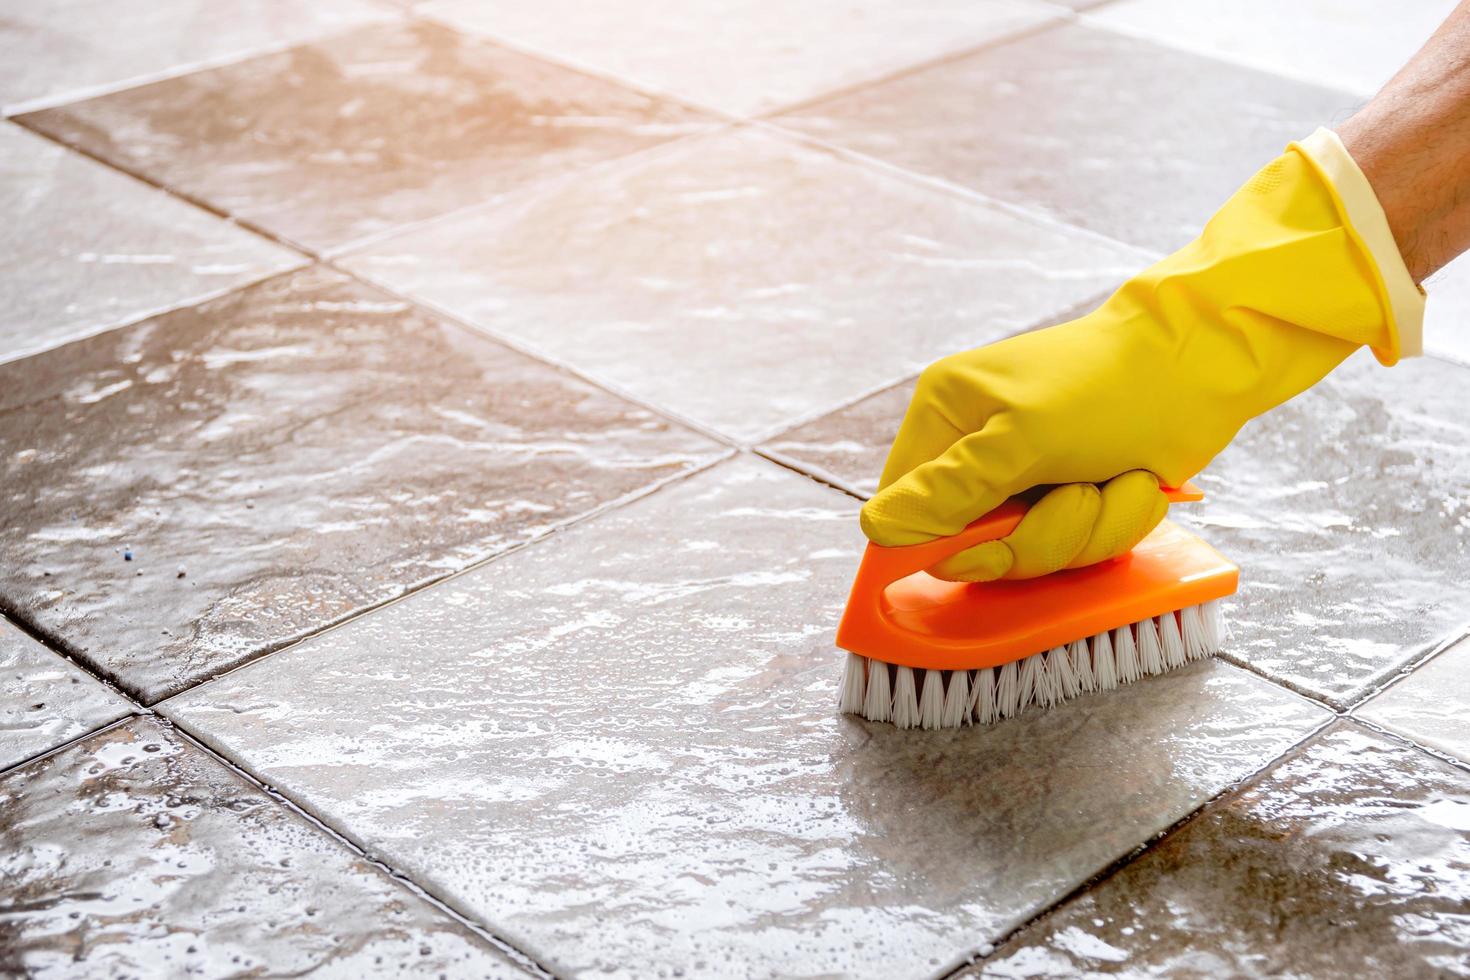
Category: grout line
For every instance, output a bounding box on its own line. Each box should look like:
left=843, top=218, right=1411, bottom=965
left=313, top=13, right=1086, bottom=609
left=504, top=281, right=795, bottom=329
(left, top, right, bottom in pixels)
left=0, top=713, right=145, bottom=781
left=150, top=448, right=736, bottom=707
left=933, top=708, right=1338, bottom=978
left=1341, top=622, right=1470, bottom=711
left=756, top=2, right=1077, bottom=121
left=1347, top=714, right=1470, bottom=779
left=0, top=606, right=147, bottom=715
left=0, top=8, right=404, bottom=118
left=159, top=718, right=561, bottom=979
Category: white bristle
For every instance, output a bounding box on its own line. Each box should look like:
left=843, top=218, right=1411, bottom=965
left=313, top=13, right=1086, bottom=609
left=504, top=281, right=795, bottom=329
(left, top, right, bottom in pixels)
left=1200, top=599, right=1223, bottom=650
left=1181, top=605, right=1211, bottom=660
left=1017, top=656, right=1040, bottom=715
left=863, top=659, right=891, bottom=723
left=1092, top=629, right=1118, bottom=690
left=1069, top=637, right=1096, bottom=693
left=1050, top=645, right=1080, bottom=700
left=918, top=669, right=946, bottom=730
left=1137, top=617, right=1165, bottom=676
left=892, top=666, right=920, bottom=729
left=1114, top=625, right=1141, bottom=685
left=840, top=599, right=1230, bottom=729
left=839, top=653, right=868, bottom=714
left=996, top=661, right=1021, bottom=719
left=973, top=668, right=997, bottom=725
left=1159, top=610, right=1188, bottom=669
left=942, top=670, right=970, bottom=727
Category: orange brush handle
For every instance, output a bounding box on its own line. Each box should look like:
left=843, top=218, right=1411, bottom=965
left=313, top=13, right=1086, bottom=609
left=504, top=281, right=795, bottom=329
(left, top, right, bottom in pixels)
left=857, top=481, right=1205, bottom=584
left=835, top=480, right=1234, bottom=672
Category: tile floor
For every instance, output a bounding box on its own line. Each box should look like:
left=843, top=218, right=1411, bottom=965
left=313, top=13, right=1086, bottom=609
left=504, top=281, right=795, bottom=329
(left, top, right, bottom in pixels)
left=3, top=2, right=1469, bottom=977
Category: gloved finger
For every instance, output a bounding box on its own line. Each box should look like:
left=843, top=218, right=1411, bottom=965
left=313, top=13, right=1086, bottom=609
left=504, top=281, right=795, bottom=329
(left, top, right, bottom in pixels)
left=860, top=420, right=1028, bottom=547
left=1065, top=469, right=1169, bottom=569
left=930, top=483, right=1101, bottom=582
left=875, top=356, right=987, bottom=492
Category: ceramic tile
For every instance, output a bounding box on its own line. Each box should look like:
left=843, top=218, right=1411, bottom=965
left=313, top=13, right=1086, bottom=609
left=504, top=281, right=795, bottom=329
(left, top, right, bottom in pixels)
left=1090, top=0, right=1460, bottom=98
left=164, top=457, right=1328, bottom=979
left=0, top=715, right=528, bottom=977
left=971, top=722, right=1470, bottom=979
left=0, top=265, right=718, bottom=703
left=0, top=616, right=131, bottom=772
left=0, top=123, right=301, bottom=364
left=18, top=21, right=710, bottom=252
left=0, top=0, right=390, bottom=112
left=762, top=381, right=913, bottom=497
left=421, top=0, right=1058, bottom=117
left=1173, top=350, right=1470, bottom=704
left=776, top=22, right=1356, bottom=252
left=1360, top=636, right=1470, bottom=766
left=343, top=127, right=1145, bottom=442
left=1424, top=252, right=1470, bottom=366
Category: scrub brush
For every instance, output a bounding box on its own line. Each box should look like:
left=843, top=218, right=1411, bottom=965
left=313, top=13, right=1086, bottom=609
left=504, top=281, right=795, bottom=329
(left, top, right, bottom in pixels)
left=836, top=484, right=1237, bottom=729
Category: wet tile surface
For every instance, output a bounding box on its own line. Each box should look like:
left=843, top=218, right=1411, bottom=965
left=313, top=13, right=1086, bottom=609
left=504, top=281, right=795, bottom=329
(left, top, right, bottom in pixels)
left=1174, top=351, right=1470, bottom=704
left=0, top=123, right=301, bottom=364
left=762, top=380, right=912, bottom=497
left=776, top=22, right=1356, bottom=252
left=344, top=127, right=1144, bottom=442
left=165, top=458, right=1328, bottom=979
left=0, top=715, right=528, bottom=977
left=19, top=20, right=710, bottom=251
left=1, top=617, right=131, bottom=772
left=1360, top=637, right=1470, bottom=766
left=0, top=0, right=390, bottom=112
left=422, top=0, right=1057, bottom=117
left=1090, top=0, right=1460, bottom=97
left=972, top=722, right=1470, bottom=979
left=0, top=265, right=718, bottom=702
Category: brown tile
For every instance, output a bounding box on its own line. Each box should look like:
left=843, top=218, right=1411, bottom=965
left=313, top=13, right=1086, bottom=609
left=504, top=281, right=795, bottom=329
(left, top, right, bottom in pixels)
left=422, top=0, right=1058, bottom=116
left=19, top=20, right=710, bottom=251
left=0, top=122, right=302, bottom=364
left=0, top=265, right=718, bottom=702
left=344, top=127, right=1145, bottom=442
left=0, top=0, right=390, bottom=112
left=1, top=616, right=131, bottom=771
left=776, top=22, right=1358, bottom=252
left=971, top=722, right=1470, bottom=979
left=0, top=715, right=529, bottom=976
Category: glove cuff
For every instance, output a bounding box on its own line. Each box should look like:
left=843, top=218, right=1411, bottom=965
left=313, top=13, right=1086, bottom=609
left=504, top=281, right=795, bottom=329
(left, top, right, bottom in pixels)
left=1292, top=127, right=1425, bottom=365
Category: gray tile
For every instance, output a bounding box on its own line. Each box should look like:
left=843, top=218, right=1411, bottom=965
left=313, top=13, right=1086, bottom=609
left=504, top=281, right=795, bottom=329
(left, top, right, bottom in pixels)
left=0, top=122, right=301, bottom=364
left=762, top=380, right=912, bottom=497
left=343, top=127, right=1145, bottom=442
left=1360, top=636, right=1470, bottom=766
left=0, top=0, right=390, bottom=112
left=422, top=0, right=1058, bottom=116
left=0, top=265, right=719, bottom=703
left=0, top=715, right=528, bottom=977
left=19, top=20, right=711, bottom=252
left=1090, top=0, right=1460, bottom=98
left=971, top=722, right=1470, bottom=979
left=1, top=616, right=130, bottom=771
left=164, top=457, right=1328, bottom=979
left=776, top=22, right=1357, bottom=252
left=1174, top=351, right=1470, bottom=704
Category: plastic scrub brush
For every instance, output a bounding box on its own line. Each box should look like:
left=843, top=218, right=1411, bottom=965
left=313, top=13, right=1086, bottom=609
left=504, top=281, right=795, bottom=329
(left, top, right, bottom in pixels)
left=836, top=483, right=1237, bottom=729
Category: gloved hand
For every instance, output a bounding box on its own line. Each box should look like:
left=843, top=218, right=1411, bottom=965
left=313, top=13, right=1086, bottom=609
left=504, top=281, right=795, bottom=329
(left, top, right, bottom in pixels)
left=862, top=128, right=1423, bottom=582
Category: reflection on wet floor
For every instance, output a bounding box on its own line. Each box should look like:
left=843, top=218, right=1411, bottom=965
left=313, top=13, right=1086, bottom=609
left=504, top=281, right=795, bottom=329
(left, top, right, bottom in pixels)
left=3, top=0, right=1470, bottom=974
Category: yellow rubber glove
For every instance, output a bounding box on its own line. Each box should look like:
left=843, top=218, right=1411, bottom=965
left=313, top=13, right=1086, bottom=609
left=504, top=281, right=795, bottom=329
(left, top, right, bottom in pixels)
left=862, top=128, right=1424, bottom=582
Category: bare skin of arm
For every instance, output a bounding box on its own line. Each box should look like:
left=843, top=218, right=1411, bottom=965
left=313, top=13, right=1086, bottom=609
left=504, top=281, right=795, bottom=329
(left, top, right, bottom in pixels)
left=1340, top=0, right=1470, bottom=283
